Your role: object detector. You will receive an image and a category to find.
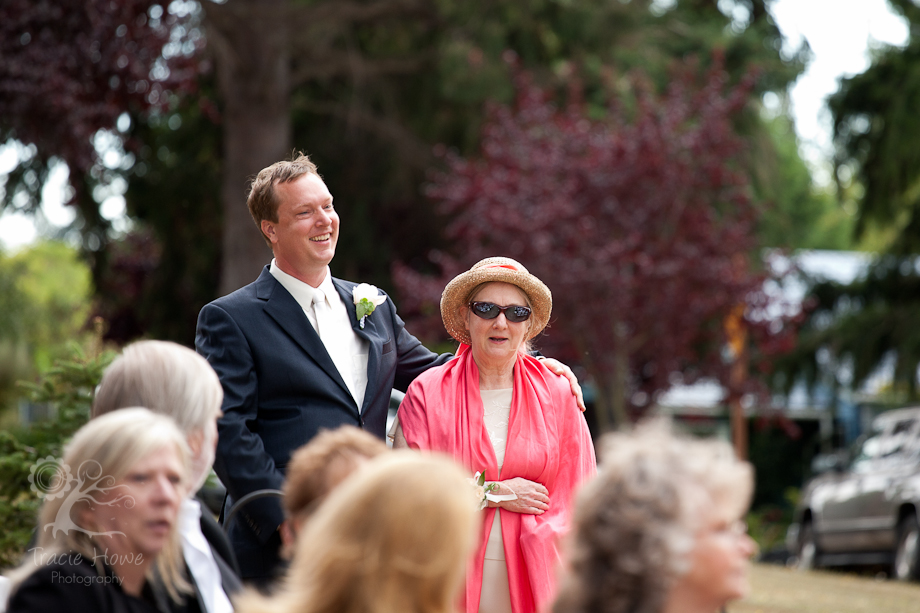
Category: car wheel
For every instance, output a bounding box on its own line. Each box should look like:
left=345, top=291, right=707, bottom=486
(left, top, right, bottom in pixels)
left=797, top=520, right=819, bottom=570
left=894, top=513, right=920, bottom=581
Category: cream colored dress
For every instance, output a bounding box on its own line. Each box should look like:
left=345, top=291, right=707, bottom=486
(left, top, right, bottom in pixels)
left=478, top=388, right=513, bottom=613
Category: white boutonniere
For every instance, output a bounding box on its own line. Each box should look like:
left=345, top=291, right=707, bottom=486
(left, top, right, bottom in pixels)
left=352, top=283, right=387, bottom=329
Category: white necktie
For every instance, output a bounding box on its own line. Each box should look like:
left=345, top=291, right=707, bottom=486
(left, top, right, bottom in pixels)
left=313, top=289, right=358, bottom=401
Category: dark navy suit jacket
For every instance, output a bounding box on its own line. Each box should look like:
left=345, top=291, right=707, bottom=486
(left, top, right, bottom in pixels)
left=195, top=267, right=451, bottom=579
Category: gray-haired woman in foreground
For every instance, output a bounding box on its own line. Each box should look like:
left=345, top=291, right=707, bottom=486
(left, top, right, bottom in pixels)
left=554, top=421, right=756, bottom=613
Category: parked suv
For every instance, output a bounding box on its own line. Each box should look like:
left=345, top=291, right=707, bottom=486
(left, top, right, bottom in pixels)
left=788, top=407, right=920, bottom=579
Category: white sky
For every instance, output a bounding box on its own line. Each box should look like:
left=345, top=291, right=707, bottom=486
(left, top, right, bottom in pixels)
left=770, top=0, right=909, bottom=182
left=0, top=1, right=911, bottom=251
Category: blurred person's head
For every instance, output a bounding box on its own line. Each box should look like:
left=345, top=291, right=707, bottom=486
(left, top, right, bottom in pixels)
left=236, top=452, right=480, bottom=613
left=93, top=340, right=223, bottom=492
left=8, top=408, right=191, bottom=600
left=279, top=426, right=388, bottom=555
left=554, top=420, right=755, bottom=613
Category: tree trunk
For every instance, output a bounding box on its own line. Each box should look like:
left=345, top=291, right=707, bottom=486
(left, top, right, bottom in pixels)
left=593, top=376, right=612, bottom=433
left=610, top=321, right=631, bottom=427
left=205, top=0, right=291, bottom=296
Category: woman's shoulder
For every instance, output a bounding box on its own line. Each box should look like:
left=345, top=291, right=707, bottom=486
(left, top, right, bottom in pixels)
left=400, top=354, right=470, bottom=427
left=526, top=357, right=581, bottom=413
left=8, top=553, right=100, bottom=610
left=16, top=550, right=98, bottom=581
left=7, top=553, right=153, bottom=613
left=527, top=356, right=574, bottom=391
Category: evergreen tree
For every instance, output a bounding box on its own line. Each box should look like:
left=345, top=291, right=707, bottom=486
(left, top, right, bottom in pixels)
left=776, top=0, right=920, bottom=403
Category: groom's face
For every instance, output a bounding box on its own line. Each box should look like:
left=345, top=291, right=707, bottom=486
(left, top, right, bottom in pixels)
left=263, top=173, right=340, bottom=280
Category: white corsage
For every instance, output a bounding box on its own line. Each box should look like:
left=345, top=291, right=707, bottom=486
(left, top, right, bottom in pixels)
left=469, top=471, right=517, bottom=510
left=470, top=471, right=498, bottom=511
left=352, top=284, right=387, bottom=329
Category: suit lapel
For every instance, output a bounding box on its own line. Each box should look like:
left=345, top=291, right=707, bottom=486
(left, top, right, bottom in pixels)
left=333, top=278, right=382, bottom=415
left=258, top=269, right=353, bottom=401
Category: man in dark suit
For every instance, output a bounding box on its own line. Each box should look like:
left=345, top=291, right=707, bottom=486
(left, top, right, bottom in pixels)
left=196, top=153, right=582, bottom=582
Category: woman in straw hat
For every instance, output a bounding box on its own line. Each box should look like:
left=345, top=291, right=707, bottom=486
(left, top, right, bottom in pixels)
left=395, top=257, right=596, bottom=613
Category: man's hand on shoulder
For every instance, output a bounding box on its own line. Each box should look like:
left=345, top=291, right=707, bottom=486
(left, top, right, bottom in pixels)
left=537, top=357, right=586, bottom=412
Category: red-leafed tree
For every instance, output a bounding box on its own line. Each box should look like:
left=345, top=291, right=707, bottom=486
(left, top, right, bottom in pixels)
left=395, top=60, right=796, bottom=428
left=0, top=0, right=200, bottom=241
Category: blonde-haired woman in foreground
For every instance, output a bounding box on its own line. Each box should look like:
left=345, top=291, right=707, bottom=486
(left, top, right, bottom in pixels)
left=554, top=421, right=757, bottom=613
left=6, top=408, right=190, bottom=612
left=235, top=452, right=479, bottom=613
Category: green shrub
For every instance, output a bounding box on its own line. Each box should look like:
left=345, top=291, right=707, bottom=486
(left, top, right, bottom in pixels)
left=0, top=343, right=114, bottom=568
left=747, top=487, right=800, bottom=556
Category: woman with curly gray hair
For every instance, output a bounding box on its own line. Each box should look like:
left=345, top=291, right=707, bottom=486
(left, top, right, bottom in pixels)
left=554, top=421, right=756, bottom=613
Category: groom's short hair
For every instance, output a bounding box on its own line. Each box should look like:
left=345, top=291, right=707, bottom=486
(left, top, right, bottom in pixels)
left=247, top=152, right=320, bottom=245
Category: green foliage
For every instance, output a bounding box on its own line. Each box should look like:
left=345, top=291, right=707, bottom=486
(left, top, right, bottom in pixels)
left=0, top=241, right=93, bottom=417
left=0, top=344, right=114, bottom=568
left=746, top=489, right=799, bottom=554
left=774, top=257, right=920, bottom=401
left=776, top=2, right=920, bottom=402
left=754, top=113, right=856, bottom=250
left=355, top=299, right=375, bottom=321
left=829, top=0, right=920, bottom=253
left=626, top=0, right=807, bottom=95
left=0, top=250, right=28, bottom=342
left=5, top=242, right=93, bottom=370
left=112, top=81, right=222, bottom=345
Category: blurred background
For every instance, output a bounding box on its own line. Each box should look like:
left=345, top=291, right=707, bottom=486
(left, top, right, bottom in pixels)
left=1, top=0, right=919, bottom=564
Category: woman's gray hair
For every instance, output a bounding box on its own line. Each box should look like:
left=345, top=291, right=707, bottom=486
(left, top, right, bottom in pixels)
left=554, top=419, right=753, bottom=613
left=93, top=340, right=223, bottom=434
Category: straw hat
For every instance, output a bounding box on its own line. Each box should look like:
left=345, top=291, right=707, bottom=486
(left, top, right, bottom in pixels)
left=440, top=257, right=552, bottom=345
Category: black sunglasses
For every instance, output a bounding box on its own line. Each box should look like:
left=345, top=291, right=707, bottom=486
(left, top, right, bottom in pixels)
left=469, top=301, right=532, bottom=323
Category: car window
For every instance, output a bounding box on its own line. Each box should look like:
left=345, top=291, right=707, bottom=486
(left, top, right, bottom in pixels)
left=903, top=421, right=920, bottom=461
left=880, top=419, right=916, bottom=458
left=851, top=429, right=885, bottom=473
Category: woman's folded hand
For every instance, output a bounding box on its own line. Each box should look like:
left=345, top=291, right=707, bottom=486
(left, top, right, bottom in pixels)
left=493, top=477, right=550, bottom=515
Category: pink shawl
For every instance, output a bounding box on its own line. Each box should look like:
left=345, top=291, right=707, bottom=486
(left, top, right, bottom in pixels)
left=398, top=345, right=596, bottom=613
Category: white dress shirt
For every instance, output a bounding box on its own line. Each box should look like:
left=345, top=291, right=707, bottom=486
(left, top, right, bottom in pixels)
left=269, top=260, right=370, bottom=410
left=179, top=498, right=233, bottom=613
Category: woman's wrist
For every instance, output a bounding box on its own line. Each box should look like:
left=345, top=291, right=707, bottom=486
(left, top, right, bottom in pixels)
left=485, top=480, right=517, bottom=505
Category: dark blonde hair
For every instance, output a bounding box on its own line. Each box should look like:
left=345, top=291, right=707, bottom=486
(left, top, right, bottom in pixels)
left=283, top=426, right=388, bottom=521
left=236, top=452, right=479, bottom=613
left=247, top=152, right=320, bottom=245
left=554, top=420, right=753, bottom=613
